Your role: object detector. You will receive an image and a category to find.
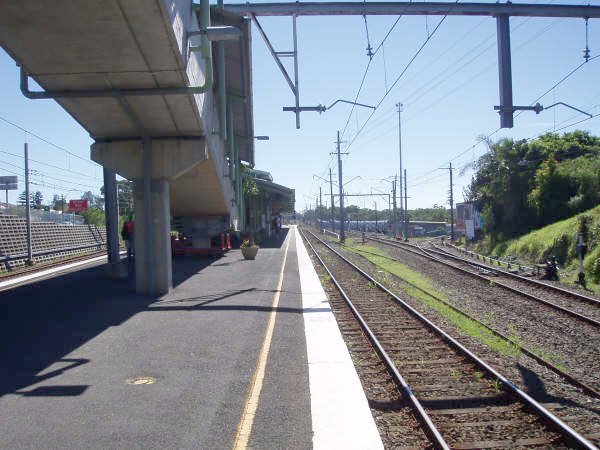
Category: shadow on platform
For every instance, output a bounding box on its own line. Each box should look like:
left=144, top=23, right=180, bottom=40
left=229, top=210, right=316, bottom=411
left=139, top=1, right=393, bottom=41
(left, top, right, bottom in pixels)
left=257, top=228, right=290, bottom=249
left=0, top=265, right=154, bottom=398
left=0, top=255, right=243, bottom=398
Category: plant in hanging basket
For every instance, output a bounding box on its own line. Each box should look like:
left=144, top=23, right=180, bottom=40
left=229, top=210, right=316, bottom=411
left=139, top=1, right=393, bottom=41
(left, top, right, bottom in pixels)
left=240, top=239, right=259, bottom=260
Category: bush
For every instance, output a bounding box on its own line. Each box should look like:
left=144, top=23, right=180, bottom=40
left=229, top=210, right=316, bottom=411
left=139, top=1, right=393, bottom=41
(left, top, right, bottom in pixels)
left=80, top=208, right=105, bottom=227
left=592, top=258, right=600, bottom=283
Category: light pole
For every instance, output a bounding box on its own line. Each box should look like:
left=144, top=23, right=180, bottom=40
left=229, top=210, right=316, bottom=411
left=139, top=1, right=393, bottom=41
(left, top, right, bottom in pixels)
left=396, top=102, right=406, bottom=240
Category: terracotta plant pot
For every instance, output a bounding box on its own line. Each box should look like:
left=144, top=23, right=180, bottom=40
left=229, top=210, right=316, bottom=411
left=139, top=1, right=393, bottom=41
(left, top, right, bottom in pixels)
left=241, top=246, right=259, bottom=260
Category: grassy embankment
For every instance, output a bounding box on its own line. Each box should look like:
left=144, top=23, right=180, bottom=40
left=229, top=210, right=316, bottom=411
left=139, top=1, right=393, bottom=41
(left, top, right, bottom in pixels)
left=490, top=205, right=600, bottom=293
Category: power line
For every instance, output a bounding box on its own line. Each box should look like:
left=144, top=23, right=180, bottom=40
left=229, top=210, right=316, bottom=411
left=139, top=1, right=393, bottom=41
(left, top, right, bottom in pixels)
left=408, top=55, right=599, bottom=184
left=0, top=114, right=100, bottom=167
left=0, top=149, right=103, bottom=181
left=30, top=180, right=80, bottom=193
left=515, top=54, right=600, bottom=119
left=340, top=5, right=417, bottom=140
left=346, top=11, right=454, bottom=152
left=342, top=15, right=550, bottom=148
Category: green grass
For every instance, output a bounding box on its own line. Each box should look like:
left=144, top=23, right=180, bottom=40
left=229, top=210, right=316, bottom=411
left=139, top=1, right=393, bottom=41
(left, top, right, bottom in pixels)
left=344, top=242, right=521, bottom=358
left=493, top=205, right=600, bottom=293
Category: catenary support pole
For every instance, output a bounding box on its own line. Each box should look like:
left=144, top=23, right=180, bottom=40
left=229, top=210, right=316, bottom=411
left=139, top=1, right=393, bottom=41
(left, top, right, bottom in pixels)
left=329, top=167, right=335, bottom=231
left=319, top=187, right=323, bottom=232
left=336, top=131, right=345, bottom=242
left=397, top=102, right=405, bottom=239
left=449, top=163, right=454, bottom=241
left=496, top=15, right=513, bottom=128
left=404, top=168, right=408, bottom=240
left=24, top=143, right=33, bottom=265
left=393, top=175, right=398, bottom=238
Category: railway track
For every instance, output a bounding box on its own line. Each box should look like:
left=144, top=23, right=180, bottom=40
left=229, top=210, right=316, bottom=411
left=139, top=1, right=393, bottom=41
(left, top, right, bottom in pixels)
left=366, top=235, right=600, bottom=329
left=431, top=242, right=600, bottom=310
left=0, top=250, right=109, bottom=283
left=301, top=228, right=597, bottom=449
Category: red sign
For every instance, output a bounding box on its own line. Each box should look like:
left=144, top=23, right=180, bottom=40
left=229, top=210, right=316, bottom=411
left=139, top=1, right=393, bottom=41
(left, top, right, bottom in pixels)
left=69, top=199, right=89, bottom=212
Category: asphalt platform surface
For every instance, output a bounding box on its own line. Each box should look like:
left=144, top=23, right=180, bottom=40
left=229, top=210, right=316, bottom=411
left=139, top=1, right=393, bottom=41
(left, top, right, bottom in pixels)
left=0, top=228, right=312, bottom=449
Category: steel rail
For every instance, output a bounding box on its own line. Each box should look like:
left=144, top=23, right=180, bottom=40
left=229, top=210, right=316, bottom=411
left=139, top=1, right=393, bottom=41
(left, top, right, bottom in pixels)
left=301, top=228, right=451, bottom=449
left=422, top=244, right=600, bottom=327
left=0, top=242, right=106, bottom=263
left=305, top=228, right=597, bottom=449
left=0, top=250, right=113, bottom=286
left=435, top=243, right=600, bottom=308
left=368, top=236, right=600, bottom=328
left=339, top=241, right=600, bottom=399
left=223, top=2, right=600, bottom=18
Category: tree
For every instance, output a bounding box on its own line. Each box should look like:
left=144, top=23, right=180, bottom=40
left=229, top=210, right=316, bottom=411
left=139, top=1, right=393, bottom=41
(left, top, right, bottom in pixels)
left=82, top=190, right=104, bottom=209
left=33, top=191, right=43, bottom=209
left=80, top=207, right=105, bottom=226
left=101, top=179, right=133, bottom=216
left=17, top=191, right=28, bottom=206
left=465, top=130, right=600, bottom=245
left=528, top=155, right=573, bottom=223
left=51, top=194, right=66, bottom=211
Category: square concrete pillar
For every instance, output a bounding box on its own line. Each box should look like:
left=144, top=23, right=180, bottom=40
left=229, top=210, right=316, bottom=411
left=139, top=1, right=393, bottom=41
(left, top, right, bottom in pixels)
left=134, top=179, right=172, bottom=296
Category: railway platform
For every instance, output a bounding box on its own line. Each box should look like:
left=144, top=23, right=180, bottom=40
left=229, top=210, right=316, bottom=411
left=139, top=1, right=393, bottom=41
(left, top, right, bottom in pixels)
left=0, top=226, right=382, bottom=449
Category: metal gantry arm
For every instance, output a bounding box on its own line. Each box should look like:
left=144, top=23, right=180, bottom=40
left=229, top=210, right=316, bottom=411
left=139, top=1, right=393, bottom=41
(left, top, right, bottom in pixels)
left=231, top=1, right=600, bottom=129
left=251, top=13, right=302, bottom=128
left=494, top=101, right=593, bottom=118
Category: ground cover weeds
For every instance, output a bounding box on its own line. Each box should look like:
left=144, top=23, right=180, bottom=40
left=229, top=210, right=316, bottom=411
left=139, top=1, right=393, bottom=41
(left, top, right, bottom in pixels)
left=344, top=242, right=521, bottom=358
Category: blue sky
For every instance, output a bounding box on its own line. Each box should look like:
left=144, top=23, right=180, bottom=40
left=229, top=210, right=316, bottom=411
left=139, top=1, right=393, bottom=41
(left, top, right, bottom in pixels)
left=1, top=1, right=600, bottom=213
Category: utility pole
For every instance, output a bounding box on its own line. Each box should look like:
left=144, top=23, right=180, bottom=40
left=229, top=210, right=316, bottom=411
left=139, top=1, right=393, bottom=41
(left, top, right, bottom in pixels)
left=392, top=175, right=398, bottom=238
left=396, top=102, right=405, bottom=240
left=319, top=187, right=323, bottom=232
left=448, top=163, right=455, bottom=241
left=24, top=143, right=33, bottom=265
left=374, top=201, right=378, bottom=233
left=329, top=168, right=335, bottom=232
left=404, top=168, right=408, bottom=240
left=332, top=131, right=347, bottom=243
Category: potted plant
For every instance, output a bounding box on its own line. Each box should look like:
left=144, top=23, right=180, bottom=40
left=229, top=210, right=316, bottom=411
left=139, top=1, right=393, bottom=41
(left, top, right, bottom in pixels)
left=240, top=238, right=259, bottom=260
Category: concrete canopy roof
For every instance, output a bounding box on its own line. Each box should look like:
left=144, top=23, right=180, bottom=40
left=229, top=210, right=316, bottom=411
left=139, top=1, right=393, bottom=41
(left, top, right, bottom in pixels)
left=0, top=1, right=207, bottom=139
left=254, top=177, right=295, bottom=212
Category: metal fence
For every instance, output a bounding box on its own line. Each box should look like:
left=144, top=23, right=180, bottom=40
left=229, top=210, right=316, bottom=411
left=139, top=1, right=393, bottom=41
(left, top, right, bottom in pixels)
left=0, top=203, right=84, bottom=225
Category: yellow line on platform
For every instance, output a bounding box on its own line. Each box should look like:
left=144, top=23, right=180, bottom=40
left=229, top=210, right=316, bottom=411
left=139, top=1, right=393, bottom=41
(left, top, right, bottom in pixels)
left=232, top=233, right=292, bottom=450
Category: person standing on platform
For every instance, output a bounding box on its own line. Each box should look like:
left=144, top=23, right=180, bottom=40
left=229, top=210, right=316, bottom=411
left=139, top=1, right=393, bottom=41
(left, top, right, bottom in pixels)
left=122, top=214, right=135, bottom=261
left=276, top=213, right=282, bottom=238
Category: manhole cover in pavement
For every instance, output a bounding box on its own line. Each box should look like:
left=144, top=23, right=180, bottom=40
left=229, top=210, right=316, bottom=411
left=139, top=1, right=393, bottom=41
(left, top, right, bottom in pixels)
left=126, top=376, right=157, bottom=385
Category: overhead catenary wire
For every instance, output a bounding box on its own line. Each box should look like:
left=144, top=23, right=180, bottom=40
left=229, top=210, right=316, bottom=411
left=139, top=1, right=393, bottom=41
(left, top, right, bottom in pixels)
left=0, top=149, right=103, bottom=181
left=349, top=15, right=559, bottom=151
left=0, top=114, right=100, bottom=167
left=408, top=51, right=599, bottom=185
left=340, top=7, right=414, bottom=140
left=345, top=13, right=451, bottom=151
left=0, top=159, right=99, bottom=191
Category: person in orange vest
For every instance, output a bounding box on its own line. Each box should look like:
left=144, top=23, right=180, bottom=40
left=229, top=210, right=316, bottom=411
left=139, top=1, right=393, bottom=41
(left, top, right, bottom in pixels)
left=121, top=214, right=135, bottom=260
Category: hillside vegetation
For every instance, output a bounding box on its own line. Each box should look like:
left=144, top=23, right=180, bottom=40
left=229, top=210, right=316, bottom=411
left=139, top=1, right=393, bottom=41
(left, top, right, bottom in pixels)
left=492, top=204, right=600, bottom=287
left=463, top=130, right=600, bottom=288
left=465, top=131, right=600, bottom=246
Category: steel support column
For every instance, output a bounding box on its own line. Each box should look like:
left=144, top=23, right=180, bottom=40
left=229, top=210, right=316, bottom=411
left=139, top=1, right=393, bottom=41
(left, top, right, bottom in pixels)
left=496, top=15, right=513, bottom=128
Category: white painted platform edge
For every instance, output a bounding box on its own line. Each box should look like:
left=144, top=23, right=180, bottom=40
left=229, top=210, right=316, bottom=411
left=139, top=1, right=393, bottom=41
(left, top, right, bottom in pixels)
left=0, top=252, right=125, bottom=290
left=294, top=226, right=384, bottom=450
